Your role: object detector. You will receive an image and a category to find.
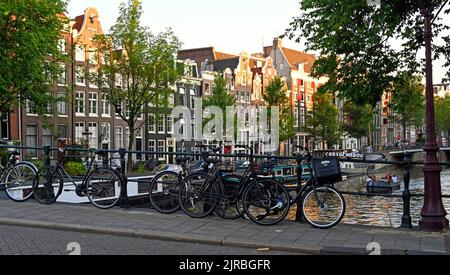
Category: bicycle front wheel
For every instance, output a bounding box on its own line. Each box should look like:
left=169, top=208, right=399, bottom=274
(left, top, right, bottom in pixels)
left=33, top=166, right=64, bottom=205
left=178, top=172, right=216, bottom=218
left=4, top=162, right=36, bottom=202
left=85, top=168, right=122, bottom=209
left=243, top=179, right=290, bottom=226
left=302, top=186, right=346, bottom=229
left=149, top=171, right=181, bottom=214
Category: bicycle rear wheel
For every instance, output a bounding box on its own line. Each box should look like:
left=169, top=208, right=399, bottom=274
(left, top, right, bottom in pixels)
left=149, top=171, right=181, bottom=214
left=4, top=162, right=36, bottom=202
left=85, top=168, right=122, bottom=209
left=243, top=179, right=290, bottom=226
left=214, top=174, right=244, bottom=220
left=32, top=166, right=64, bottom=205
left=178, top=172, right=216, bottom=218
left=302, top=186, right=346, bottom=229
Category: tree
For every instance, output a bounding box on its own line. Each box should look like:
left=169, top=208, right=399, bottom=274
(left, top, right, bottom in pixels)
left=203, top=76, right=236, bottom=135
left=0, top=0, right=67, bottom=115
left=389, top=72, right=425, bottom=142
left=93, top=0, right=182, bottom=169
left=285, top=0, right=450, bottom=106
left=343, top=101, right=373, bottom=139
left=306, top=92, right=342, bottom=150
left=435, top=95, right=450, bottom=145
left=263, top=76, right=295, bottom=153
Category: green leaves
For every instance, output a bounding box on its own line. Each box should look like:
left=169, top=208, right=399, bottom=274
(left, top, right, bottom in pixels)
left=306, top=92, right=342, bottom=148
left=0, top=0, right=67, bottom=114
left=285, top=0, right=450, bottom=106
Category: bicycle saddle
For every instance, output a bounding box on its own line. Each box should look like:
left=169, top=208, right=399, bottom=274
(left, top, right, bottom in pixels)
left=10, top=151, right=20, bottom=156
left=176, top=157, right=190, bottom=164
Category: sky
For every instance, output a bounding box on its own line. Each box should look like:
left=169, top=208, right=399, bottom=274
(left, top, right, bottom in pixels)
left=67, top=0, right=449, bottom=84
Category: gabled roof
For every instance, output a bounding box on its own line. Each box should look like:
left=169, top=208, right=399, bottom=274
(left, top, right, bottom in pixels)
left=264, top=46, right=316, bottom=73
left=212, top=57, right=240, bottom=73
left=178, top=47, right=237, bottom=71
left=73, top=15, right=84, bottom=33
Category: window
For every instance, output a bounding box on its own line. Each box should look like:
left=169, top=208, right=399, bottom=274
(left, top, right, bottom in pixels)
left=89, top=49, right=98, bottom=65
left=76, top=66, right=86, bottom=86
left=100, top=123, right=111, bottom=144
left=57, top=93, right=67, bottom=116
left=26, top=100, right=36, bottom=115
left=57, top=64, right=67, bottom=85
left=190, top=89, right=196, bottom=108
left=148, top=114, right=156, bottom=133
left=242, top=74, right=247, bottom=86
left=75, top=45, right=85, bottom=62
left=148, top=140, right=156, bottom=158
left=158, top=140, right=165, bottom=160
left=300, top=108, right=306, bottom=128
left=58, top=39, right=67, bottom=53
left=179, top=87, right=186, bottom=106
left=246, top=92, right=251, bottom=103
left=158, top=115, right=165, bottom=133
left=294, top=107, right=299, bottom=128
left=43, top=128, right=53, bottom=147
left=75, top=122, right=85, bottom=144
left=26, top=125, right=37, bottom=157
left=75, top=92, right=85, bottom=115
left=115, top=74, right=122, bottom=88
left=204, top=83, right=211, bottom=96
left=240, top=91, right=245, bottom=103
left=89, top=92, right=98, bottom=116
left=102, top=94, right=110, bottom=116
left=57, top=125, right=67, bottom=140
left=89, top=68, right=98, bottom=88
left=167, top=115, right=173, bottom=134
left=88, top=122, right=98, bottom=149
left=115, top=127, right=123, bottom=149
left=125, top=128, right=131, bottom=150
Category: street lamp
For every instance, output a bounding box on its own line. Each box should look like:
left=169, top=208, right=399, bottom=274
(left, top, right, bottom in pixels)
left=419, top=0, right=449, bottom=231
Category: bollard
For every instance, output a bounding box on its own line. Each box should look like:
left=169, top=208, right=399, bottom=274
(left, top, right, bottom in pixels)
left=119, top=148, right=130, bottom=209
left=295, top=154, right=304, bottom=222
left=401, top=153, right=413, bottom=229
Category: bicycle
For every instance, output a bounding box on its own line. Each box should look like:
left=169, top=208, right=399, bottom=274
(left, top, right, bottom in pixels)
left=150, top=145, right=241, bottom=216
left=0, top=151, right=37, bottom=202
left=178, top=145, right=290, bottom=225
left=32, top=140, right=124, bottom=209
left=289, top=146, right=346, bottom=229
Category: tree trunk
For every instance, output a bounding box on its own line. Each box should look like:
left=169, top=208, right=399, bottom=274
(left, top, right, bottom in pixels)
left=127, top=126, right=135, bottom=172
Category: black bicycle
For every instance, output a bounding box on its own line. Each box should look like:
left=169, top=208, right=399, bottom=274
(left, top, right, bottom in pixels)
left=178, top=145, right=290, bottom=225
left=32, top=140, right=123, bottom=209
left=0, top=151, right=37, bottom=202
left=289, top=146, right=346, bottom=229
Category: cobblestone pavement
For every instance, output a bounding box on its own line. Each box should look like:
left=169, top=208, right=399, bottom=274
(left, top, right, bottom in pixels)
left=0, top=224, right=297, bottom=255
left=0, top=198, right=448, bottom=255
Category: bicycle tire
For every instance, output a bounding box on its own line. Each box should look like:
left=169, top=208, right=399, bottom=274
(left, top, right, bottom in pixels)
left=32, top=166, right=64, bottom=205
left=243, top=178, right=290, bottom=226
left=85, top=167, right=122, bottom=209
left=4, top=162, right=37, bottom=202
left=178, top=172, right=216, bottom=218
left=149, top=171, right=181, bottom=214
left=214, top=174, right=245, bottom=220
left=302, top=186, right=346, bottom=229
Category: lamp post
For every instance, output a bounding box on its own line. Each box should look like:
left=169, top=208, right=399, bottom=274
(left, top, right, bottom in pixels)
left=419, top=0, right=449, bottom=231
left=82, top=127, right=93, bottom=163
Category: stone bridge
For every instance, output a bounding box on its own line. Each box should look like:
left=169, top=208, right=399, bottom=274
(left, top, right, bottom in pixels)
left=389, top=147, right=450, bottom=164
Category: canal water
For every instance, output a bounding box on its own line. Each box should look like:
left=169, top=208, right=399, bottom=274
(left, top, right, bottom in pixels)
left=287, top=167, right=450, bottom=228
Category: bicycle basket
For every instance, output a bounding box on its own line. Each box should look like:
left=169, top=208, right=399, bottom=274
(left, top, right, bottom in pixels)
left=313, top=158, right=342, bottom=184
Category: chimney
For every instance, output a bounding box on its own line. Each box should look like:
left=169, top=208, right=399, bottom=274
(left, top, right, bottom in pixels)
left=273, top=37, right=283, bottom=49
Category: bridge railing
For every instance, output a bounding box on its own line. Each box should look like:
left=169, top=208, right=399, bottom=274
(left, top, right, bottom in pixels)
left=1, top=144, right=450, bottom=229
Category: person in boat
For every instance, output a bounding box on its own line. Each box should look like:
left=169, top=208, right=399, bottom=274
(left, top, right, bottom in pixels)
left=392, top=175, right=399, bottom=184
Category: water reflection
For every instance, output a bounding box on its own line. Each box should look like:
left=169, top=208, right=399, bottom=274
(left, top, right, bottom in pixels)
left=288, top=167, right=450, bottom=228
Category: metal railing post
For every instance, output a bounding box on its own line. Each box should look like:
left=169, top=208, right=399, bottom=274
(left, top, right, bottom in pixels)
left=43, top=146, right=55, bottom=198
left=295, top=155, right=304, bottom=222
left=401, top=153, right=413, bottom=229
left=119, top=148, right=129, bottom=209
